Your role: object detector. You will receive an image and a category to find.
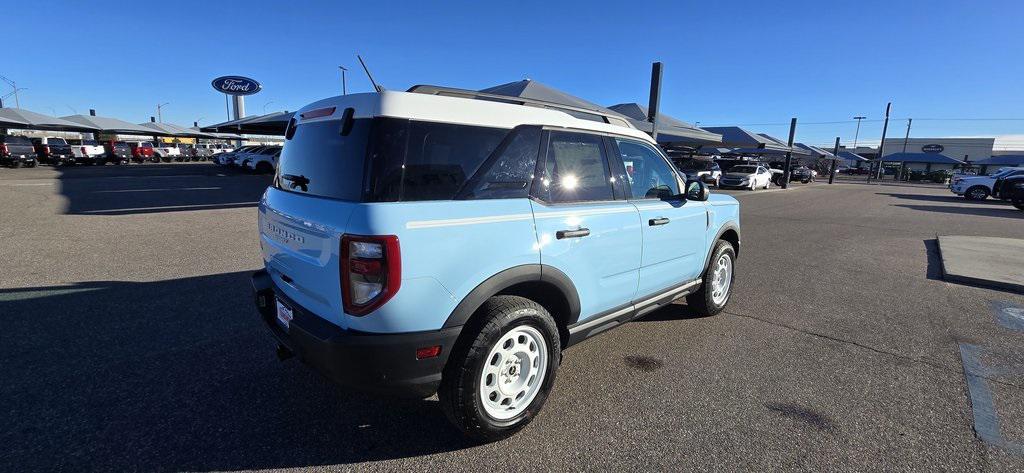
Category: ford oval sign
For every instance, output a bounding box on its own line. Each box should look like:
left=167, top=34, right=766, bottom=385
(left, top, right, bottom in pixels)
left=922, top=144, right=944, bottom=153
left=211, top=76, right=262, bottom=96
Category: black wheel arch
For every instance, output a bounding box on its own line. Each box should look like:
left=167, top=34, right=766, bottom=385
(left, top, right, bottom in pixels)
left=703, top=224, right=740, bottom=275
left=442, top=264, right=581, bottom=340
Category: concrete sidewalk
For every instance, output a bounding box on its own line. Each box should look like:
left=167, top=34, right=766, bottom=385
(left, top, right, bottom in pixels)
left=938, top=235, right=1024, bottom=293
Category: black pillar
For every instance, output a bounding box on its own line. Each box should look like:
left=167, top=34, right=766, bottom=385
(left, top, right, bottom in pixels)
left=647, top=62, right=663, bottom=142
left=781, top=118, right=797, bottom=189
left=828, top=136, right=840, bottom=184
left=870, top=102, right=892, bottom=182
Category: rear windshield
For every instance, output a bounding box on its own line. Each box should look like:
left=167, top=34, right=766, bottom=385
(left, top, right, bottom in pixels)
left=2, top=135, right=31, bottom=144
left=49, top=138, right=67, bottom=145
left=83, top=140, right=98, bottom=145
left=277, top=117, right=508, bottom=202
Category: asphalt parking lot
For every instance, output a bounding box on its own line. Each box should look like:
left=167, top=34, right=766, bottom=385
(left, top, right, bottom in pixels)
left=2, top=164, right=1023, bottom=471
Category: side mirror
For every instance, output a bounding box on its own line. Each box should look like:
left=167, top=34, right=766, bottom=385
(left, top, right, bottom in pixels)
left=686, top=180, right=710, bottom=201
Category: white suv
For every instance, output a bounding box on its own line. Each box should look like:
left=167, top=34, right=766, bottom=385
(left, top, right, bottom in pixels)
left=951, top=167, right=1024, bottom=200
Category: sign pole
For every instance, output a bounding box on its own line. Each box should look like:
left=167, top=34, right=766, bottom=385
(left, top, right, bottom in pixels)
left=829, top=136, right=840, bottom=184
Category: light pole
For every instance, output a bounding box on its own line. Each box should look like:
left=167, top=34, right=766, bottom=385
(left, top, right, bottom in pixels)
left=852, top=116, right=866, bottom=149
left=157, top=102, right=170, bottom=123
left=262, top=101, right=274, bottom=114
left=0, top=75, right=24, bottom=108
left=338, top=66, right=348, bottom=95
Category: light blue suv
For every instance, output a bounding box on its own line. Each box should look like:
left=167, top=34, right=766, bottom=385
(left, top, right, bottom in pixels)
left=251, top=87, right=740, bottom=441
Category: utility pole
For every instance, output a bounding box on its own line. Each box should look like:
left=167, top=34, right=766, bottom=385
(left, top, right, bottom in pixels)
left=852, top=116, right=866, bottom=149
left=0, top=75, right=23, bottom=108
left=869, top=103, right=891, bottom=182
left=157, top=102, right=170, bottom=123
left=829, top=136, right=840, bottom=184
left=338, top=66, right=348, bottom=95
left=781, top=118, right=797, bottom=189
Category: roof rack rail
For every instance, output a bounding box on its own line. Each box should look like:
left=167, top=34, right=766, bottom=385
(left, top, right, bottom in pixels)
left=406, top=84, right=633, bottom=129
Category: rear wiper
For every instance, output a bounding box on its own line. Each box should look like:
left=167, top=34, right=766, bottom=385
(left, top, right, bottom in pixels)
left=280, top=174, right=310, bottom=192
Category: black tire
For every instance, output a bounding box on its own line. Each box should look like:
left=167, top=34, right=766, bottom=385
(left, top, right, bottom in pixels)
left=12, top=160, right=22, bottom=169
left=965, top=186, right=989, bottom=201
left=1013, top=200, right=1024, bottom=211
left=439, top=295, right=561, bottom=443
left=255, top=161, right=274, bottom=174
left=686, top=239, right=737, bottom=316
left=149, top=156, right=160, bottom=164
left=26, top=161, right=36, bottom=168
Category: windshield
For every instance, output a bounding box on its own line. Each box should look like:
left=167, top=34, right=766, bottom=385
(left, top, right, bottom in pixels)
left=730, top=166, right=758, bottom=173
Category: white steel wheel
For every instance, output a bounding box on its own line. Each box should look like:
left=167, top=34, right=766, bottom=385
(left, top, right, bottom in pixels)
left=479, top=325, right=548, bottom=421
left=710, top=253, right=733, bottom=305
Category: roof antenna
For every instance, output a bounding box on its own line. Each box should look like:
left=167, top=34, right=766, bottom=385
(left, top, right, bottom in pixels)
left=357, top=55, right=384, bottom=93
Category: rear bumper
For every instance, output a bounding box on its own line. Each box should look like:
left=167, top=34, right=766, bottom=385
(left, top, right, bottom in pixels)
left=251, top=269, right=461, bottom=398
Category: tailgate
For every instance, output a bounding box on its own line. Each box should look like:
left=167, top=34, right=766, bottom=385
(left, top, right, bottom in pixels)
left=259, top=188, right=356, bottom=328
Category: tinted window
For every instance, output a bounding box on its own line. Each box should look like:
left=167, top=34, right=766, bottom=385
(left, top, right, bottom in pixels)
left=535, top=131, right=614, bottom=203
left=3, top=136, right=30, bottom=144
left=365, top=118, right=508, bottom=202
left=275, top=119, right=371, bottom=201
left=460, top=127, right=541, bottom=200
left=613, top=138, right=680, bottom=199
left=49, top=138, right=67, bottom=145
left=730, top=166, right=757, bottom=173
left=83, top=140, right=97, bottom=145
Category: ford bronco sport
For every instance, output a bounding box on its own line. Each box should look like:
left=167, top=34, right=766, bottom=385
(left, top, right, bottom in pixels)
left=252, top=87, right=741, bottom=441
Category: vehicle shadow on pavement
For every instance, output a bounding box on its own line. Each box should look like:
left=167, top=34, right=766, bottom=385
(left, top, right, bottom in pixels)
left=634, top=301, right=714, bottom=322
left=55, top=164, right=270, bottom=216
left=893, top=204, right=1023, bottom=219
left=0, top=271, right=471, bottom=472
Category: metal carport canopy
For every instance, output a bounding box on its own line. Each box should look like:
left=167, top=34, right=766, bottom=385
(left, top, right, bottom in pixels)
left=837, top=150, right=869, bottom=162
left=200, top=111, right=292, bottom=135
left=62, top=114, right=156, bottom=134
left=701, top=126, right=793, bottom=152
left=606, top=103, right=721, bottom=145
left=138, top=122, right=215, bottom=138
left=0, top=108, right=99, bottom=131
left=877, top=152, right=965, bottom=164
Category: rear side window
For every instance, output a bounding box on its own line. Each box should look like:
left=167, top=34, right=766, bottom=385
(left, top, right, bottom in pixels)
left=459, top=127, right=541, bottom=200
left=275, top=119, right=372, bottom=201
left=533, top=131, right=615, bottom=203
left=365, top=118, right=508, bottom=202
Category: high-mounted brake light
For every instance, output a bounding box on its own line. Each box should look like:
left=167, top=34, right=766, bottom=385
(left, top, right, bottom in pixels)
left=341, top=234, right=401, bottom=316
left=300, top=107, right=336, bottom=121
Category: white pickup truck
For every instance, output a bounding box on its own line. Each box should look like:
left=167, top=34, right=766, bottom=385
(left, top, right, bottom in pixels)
left=950, top=167, right=1024, bottom=200
left=152, top=143, right=182, bottom=162
left=68, top=139, right=106, bottom=165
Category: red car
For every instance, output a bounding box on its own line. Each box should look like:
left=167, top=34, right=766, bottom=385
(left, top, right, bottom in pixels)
left=128, top=141, right=156, bottom=163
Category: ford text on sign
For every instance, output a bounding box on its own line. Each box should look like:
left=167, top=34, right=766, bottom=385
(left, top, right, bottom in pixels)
left=211, top=76, right=262, bottom=96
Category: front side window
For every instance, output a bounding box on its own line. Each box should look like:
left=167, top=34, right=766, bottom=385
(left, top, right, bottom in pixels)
left=534, top=131, right=614, bottom=203
left=613, top=138, right=680, bottom=199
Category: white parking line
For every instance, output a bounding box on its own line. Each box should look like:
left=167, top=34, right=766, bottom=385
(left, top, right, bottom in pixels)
left=0, top=182, right=54, bottom=187
left=94, top=187, right=222, bottom=193
left=80, top=201, right=258, bottom=214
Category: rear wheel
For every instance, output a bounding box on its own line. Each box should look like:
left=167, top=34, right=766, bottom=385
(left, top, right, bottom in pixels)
left=12, top=160, right=22, bottom=169
left=439, top=295, right=560, bottom=443
left=255, top=161, right=274, bottom=174
left=686, top=240, right=736, bottom=316
left=1013, top=200, right=1024, bottom=211
left=965, top=186, right=989, bottom=201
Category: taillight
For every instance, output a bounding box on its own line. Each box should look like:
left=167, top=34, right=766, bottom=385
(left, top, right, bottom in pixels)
left=340, top=234, right=400, bottom=316
left=81, top=147, right=87, bottom=154
left=0, top=144, right=7, bottom=155
left=44, top=145, right=50, bottom=154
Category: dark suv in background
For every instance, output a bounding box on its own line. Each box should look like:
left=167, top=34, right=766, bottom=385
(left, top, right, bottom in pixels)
left=1, top=135, right=38, bottom=168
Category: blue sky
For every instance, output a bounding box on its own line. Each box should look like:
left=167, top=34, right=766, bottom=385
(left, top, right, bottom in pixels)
left=4, top=0, right=1024, bottom=148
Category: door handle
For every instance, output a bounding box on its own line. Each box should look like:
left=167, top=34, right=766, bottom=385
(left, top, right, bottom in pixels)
left=649, top=217, right=670, bottom=226
left=556, top=228, right=591, bottom=239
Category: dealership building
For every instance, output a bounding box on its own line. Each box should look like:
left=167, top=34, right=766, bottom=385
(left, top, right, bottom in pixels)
left=879, top=137, right=994, bottom=164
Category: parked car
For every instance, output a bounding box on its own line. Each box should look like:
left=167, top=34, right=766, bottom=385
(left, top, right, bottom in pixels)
left=194, top=144, right=213, bottom=161
left=843, top=167, right=870, bottom=175
left=231, top=146, right=271, bottom=166
left=212, top=143, right=235, bottom=154
left=993, top=174, right=1024, bottom=210
left=67, top=139, right=106, bottom=165
left=719, top=164, right=772, bottom=190
left=152, top=142, right=181, bottom=162
left=31, top=137, right=74, bottom=166
left=177, top=144, right=196, bottom=161
left=0, top=135, right=37, bottom=168
left=213, top=145, right=257, bottom=165
left=949, top=167, right=1024, bottom=200
left=128, top=141, right=156, bottom=163
left=251, top=90, right=741, bottom=442
left=244, top=147, right=281, bottom=174
left=675, top=158, right=722, bottom=186
left=102, top=140, right=132, bottom=165
left=239, top=146, right=280, bottom=169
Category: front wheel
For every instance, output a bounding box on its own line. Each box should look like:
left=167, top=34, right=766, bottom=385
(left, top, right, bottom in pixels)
left=686, top=240, right=737, bottom=316
left=1014, top=200, right=1024, bottom=211
left=965, top=186, right=989, bottom=201
left=439, top=295, right=560, bottom=443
